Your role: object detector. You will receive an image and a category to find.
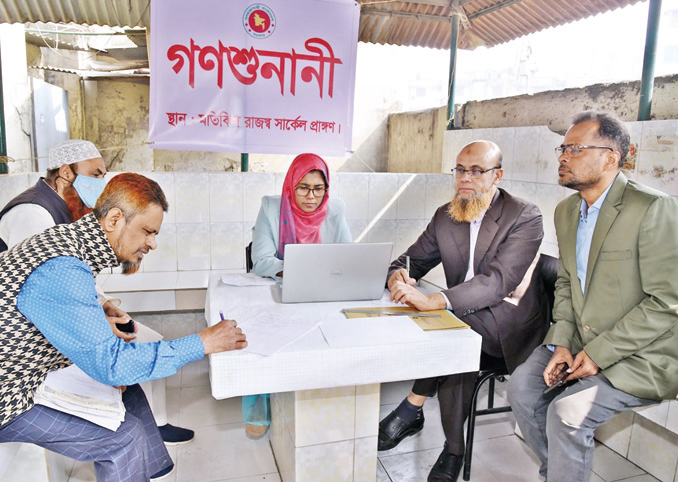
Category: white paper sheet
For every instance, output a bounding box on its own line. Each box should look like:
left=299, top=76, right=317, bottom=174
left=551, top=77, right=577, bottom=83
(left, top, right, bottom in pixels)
left=239, top=312, right=319, bottom=356
left=220, top=273, right=277, bottom=287
left=370, top=290, right=401, bottom=306
left=34, top=365, right=125, bottom=431
left=319, top=315, right=427, bottom=348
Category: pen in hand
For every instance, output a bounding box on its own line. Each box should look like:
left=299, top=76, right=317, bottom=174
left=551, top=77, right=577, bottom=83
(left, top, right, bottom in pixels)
left=219, top=311, right=226, bottom=321
left=405, top=255, right=410, bottom=277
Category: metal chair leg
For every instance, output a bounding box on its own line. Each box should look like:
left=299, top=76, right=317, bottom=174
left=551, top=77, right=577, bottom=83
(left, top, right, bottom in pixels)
left=463, top=369, right=510, bottom=481
left=463, top=371, right=494, bottom=481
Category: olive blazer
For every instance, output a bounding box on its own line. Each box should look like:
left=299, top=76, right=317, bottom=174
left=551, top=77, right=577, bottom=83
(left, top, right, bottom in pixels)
left=545, top=173, right=678, bottom=400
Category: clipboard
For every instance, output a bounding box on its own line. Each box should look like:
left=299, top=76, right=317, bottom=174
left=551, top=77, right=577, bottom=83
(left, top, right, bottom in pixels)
left=342, top=306, right=468, bottom=331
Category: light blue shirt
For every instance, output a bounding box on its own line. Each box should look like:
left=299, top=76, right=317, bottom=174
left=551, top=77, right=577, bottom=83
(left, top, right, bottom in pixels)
left=576, top=180, right=615, bottom=294
left=17, top=256, right=204, bottom=387
left=548, top=178, right=615, bottom=352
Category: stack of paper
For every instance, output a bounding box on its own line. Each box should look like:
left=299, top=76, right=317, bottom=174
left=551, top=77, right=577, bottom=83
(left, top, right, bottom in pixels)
left=34, top=365, right=125, bottom=431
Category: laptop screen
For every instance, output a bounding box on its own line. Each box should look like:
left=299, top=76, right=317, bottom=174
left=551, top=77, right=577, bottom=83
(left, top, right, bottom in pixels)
left=281, top=242, right=393, bottom=303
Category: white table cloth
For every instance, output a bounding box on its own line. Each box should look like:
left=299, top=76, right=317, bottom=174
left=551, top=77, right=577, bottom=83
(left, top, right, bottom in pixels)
left=205, top=275, right=482, bottom=399
left=205, top=274, right=482, bottom=482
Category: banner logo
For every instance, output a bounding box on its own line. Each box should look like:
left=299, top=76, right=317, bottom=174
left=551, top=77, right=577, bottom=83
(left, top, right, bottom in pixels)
left=243, top=4, right=276, bottom=39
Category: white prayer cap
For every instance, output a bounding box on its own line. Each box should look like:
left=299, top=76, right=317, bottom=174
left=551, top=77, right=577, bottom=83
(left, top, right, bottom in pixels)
left=48, top=140, right=102, bottom=170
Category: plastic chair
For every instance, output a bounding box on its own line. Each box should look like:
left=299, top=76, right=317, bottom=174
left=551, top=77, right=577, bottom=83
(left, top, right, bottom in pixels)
left=462, top=253, right=558, bottom=481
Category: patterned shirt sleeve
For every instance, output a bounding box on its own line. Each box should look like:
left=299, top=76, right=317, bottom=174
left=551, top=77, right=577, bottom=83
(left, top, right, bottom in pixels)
left=17, top=256, right=205, bottom=386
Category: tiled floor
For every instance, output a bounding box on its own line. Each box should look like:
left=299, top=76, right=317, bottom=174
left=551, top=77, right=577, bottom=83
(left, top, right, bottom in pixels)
left=4, top=373, right=660, bottom=482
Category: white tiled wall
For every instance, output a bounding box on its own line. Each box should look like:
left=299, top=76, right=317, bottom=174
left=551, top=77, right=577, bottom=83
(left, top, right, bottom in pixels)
left=0, top=171, right=456, bottom=273
left=2, top=119, right=674, bottom=270
left=443, top=119, right=678, bottom=259
left=1, top=119, right=675, bottom=276
left=0, top=174, right=30, bottom=208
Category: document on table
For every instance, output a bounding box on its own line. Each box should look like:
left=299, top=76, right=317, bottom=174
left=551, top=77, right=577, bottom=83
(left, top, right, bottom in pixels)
left=220, top=273, right=276, bottom=287
left=319, top=316, right=427, bottom=348
left=342, top=306, right=468, bottom=331
left=239, top=312, right=319, bottom=356
left=34, top=364, right=125, bottom=431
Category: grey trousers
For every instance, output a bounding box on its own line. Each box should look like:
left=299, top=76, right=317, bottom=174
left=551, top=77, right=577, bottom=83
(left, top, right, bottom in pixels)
left=0, top=384, right=172, bottom=482
left=506, top=346, right=655, bottom=482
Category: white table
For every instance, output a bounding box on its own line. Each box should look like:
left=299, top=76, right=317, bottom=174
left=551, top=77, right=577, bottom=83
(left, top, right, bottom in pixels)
left=205, top=274, right=481, bottom=482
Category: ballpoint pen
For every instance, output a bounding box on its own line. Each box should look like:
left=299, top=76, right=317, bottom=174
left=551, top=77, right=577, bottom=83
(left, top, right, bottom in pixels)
left=405, top=255, right=410, bottom=276
left=219, top=311, right=226, bottom=321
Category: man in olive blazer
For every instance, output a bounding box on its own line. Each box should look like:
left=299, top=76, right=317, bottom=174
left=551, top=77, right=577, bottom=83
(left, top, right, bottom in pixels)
left=507, top=111, right=678, bottom=482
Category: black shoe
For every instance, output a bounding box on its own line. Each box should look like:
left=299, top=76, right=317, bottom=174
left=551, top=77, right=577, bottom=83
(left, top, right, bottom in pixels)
left=158, top=423, right=194, bottom=445
left=377, top=409, right=425, bottom=451
left=427, top=444, right=464, bottom=482
left=150, top=463, right=175, bottom=480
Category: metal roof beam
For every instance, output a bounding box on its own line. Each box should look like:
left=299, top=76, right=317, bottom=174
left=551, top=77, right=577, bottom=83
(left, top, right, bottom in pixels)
left=361, top=8, right=455, bottom=22
left=467, top=0, right=525, bottom=21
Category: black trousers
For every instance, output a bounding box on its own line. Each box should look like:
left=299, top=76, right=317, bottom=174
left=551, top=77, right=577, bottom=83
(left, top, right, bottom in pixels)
left=412, top=313, right=505, bottom=455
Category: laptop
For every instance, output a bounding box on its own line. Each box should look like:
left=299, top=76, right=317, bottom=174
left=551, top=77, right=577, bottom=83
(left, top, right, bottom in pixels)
left=281, top=242, right=393, bottom=303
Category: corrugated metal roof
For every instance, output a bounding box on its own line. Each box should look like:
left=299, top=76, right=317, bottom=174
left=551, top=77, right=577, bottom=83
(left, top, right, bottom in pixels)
left=0, top=0, right=150, bottom=30
left=1, top=0, right=647, bottom=50
left=359, top=0, right=646, bottom=50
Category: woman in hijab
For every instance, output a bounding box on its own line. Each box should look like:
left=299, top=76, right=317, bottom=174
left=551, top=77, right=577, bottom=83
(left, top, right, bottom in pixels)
left=251, top=152, right=352, bottom=278
left=244, top=153, right=352, bottom=438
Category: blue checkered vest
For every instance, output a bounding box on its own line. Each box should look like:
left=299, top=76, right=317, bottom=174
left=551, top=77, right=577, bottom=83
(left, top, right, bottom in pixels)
left=0, top=213, right=118, bottom=426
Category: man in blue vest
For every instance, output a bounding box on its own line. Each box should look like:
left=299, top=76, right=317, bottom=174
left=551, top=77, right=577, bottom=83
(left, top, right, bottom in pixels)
left=0, top=141, right=194, bottom=452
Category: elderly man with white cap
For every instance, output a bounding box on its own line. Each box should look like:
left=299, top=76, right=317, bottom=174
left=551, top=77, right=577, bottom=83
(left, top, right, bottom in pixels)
left=0, top=139, right=107, bottom=251
left=0, top=140, right=195, bottom=452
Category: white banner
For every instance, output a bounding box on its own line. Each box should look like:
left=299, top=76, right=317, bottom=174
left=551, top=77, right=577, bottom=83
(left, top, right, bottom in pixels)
left=149, top=0, right=360, bottom=157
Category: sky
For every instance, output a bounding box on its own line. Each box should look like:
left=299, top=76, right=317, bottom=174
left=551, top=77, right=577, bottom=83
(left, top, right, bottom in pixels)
left=352, top=0, right=678, bottom=128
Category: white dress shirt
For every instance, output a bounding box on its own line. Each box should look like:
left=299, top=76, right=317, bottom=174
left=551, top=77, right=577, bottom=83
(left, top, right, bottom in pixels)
left=441, top=212, right=486, bottom=310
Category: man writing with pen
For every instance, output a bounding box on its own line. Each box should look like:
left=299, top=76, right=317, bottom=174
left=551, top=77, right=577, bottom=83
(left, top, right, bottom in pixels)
left=0, top=173, right=247, bottom=481
left=377, top=140, right=547, bottom=482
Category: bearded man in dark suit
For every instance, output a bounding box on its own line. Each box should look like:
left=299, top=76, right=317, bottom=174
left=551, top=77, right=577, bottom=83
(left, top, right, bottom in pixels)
left=379, top=140, right=547, bottom=482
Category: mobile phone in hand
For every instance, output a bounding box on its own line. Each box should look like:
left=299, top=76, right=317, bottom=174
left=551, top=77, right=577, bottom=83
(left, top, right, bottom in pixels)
left=543, top=365, right=569, bottom=394
left=116, top=319, right=135, bottom=334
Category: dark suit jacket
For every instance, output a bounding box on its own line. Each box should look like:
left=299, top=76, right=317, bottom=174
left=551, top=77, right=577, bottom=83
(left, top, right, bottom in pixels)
left=389, top=188, right=546, bottom=372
